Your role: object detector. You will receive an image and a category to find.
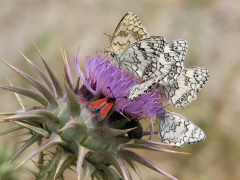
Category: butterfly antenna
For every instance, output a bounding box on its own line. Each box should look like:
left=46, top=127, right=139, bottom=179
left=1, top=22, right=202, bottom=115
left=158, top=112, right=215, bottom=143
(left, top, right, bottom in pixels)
left=103, top=33, right=112, bottom=42
left=96, top=49, right=105, bottom=57
left=107, top=86, right=115, bottom=97
left=107, top=86, right=127, bottom=99
left=104, top=47, right=110, bottom=53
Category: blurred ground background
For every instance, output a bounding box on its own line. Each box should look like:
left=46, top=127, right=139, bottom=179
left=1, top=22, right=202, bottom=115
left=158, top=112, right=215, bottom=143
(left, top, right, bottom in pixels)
left=0, top=0, right=240, bottom=180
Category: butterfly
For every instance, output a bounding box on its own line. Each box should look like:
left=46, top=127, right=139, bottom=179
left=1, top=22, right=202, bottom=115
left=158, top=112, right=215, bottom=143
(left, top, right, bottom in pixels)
left=157, top=111, right=206, bottom=147
left=86, top=87, right=126, bottom=121
left=110, top=12, right=187, bottom=85
left=125, top=119, right=143, bottom=139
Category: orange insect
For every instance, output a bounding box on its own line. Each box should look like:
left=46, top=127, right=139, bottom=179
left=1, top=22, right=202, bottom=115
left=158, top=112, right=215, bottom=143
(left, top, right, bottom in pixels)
left=87, top=87, right=126, bottom=121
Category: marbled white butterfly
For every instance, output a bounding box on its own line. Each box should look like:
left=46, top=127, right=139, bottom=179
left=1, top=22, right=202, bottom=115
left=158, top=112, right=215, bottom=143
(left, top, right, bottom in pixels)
left=157, top=111, right=206, bottom=147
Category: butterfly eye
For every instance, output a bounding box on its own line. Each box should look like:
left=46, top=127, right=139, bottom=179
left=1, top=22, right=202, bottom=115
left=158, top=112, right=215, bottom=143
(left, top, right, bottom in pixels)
left=172, top=66, right=176, bottom=70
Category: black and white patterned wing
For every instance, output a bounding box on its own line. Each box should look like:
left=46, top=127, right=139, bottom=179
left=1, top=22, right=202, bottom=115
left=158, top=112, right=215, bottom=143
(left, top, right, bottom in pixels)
left=110, top=12, right=150, bottom=55
left=185, top=67, right=209, bottom=92
left=162, top=67, right=209, bottom=108
left=116, top=36, right=166, bottom=79
left=157, top=111, right=206, bottom=147
left=129, top=76, right=162, bottom=101
left=155, top=40, right=188, bottom=85
left=116, top=39, right=187, bottom=84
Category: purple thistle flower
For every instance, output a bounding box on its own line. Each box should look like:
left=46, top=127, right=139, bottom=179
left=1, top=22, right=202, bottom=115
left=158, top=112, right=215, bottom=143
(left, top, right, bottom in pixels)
left=73, top=52, right=165, bottom=119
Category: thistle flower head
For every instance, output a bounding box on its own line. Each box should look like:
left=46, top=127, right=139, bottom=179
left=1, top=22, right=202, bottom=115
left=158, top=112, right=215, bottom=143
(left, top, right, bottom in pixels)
left=74, top=53, right=165, bottom=119
left=0, top=47, right=180, bottom=180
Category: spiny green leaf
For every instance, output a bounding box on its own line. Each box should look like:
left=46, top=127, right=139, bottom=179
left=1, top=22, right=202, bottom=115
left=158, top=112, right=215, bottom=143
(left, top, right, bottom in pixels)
left=65, top=80, right=81, bottom=119
left=117, top=150, right=178, bottom=180
left=81, top=160, right=96, bottom=180
left=98, top=164, right=120, bottom=180
left=4, top=133, right=41, bottom=170
left=62, top=49, right=73, bottom=90
left=88, top=149, right=130, bottom=180
left=0, top=58, right=58, bottom=111
left=0, top=85, right=48, bottom=107
left=6, top=77, right=26, bottom=109
left=2, top=109, right=60, bottom=123
left=75, top=140, right=93, bottom=180
left=14, top=121, right=50, bottom=137
left=54, top=149, right=75, bottom=180
left=92, top=169, right=108, bottom=180
left=15, top=132, right=68, bottom=170
left=123, top=143, right=186, bottom=154
left=11, top=131, right=32, bottom=137
left=19, top=50, right=57, bottom=99
left=40, top=149, right=62, bottom=180
left=0, top=106, right=43, bottom=117
left=0, top=124, right=24, bottom=136
left=123, top=158, right=143, bottom=180
left=33, top=43, right=64, bottom=99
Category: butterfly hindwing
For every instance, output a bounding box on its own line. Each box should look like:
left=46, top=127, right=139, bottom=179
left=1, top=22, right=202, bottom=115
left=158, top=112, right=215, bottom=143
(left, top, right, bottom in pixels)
left=184, top=67, right=209, bottom=92
left=162, top=67, right=209, bottom=108
left=98, top=102, right=114, bottom=121
left=157, top=111, right=205, bottom=147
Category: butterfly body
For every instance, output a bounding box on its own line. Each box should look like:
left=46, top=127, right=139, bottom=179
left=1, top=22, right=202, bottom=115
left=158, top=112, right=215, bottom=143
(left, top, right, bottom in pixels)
left=157, top=111, right=205, bottom=147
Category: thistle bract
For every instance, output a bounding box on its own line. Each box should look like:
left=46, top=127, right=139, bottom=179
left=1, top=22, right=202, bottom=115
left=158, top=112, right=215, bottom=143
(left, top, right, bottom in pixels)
left=0, top=46, right=180, bottom=180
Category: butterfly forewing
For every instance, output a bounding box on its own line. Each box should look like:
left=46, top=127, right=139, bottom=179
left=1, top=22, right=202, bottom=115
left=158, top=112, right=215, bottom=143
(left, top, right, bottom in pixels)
left=156, top=40, right=188, bottom=85
left=111, top=12, right=150, bottom=55
left=157, top=111, right=205, bottom=147
left=86, top=98, right=108, bottom=111
left=185, top=67, right=209, bottom=92
left=117, top=36, right=167, bottom=79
